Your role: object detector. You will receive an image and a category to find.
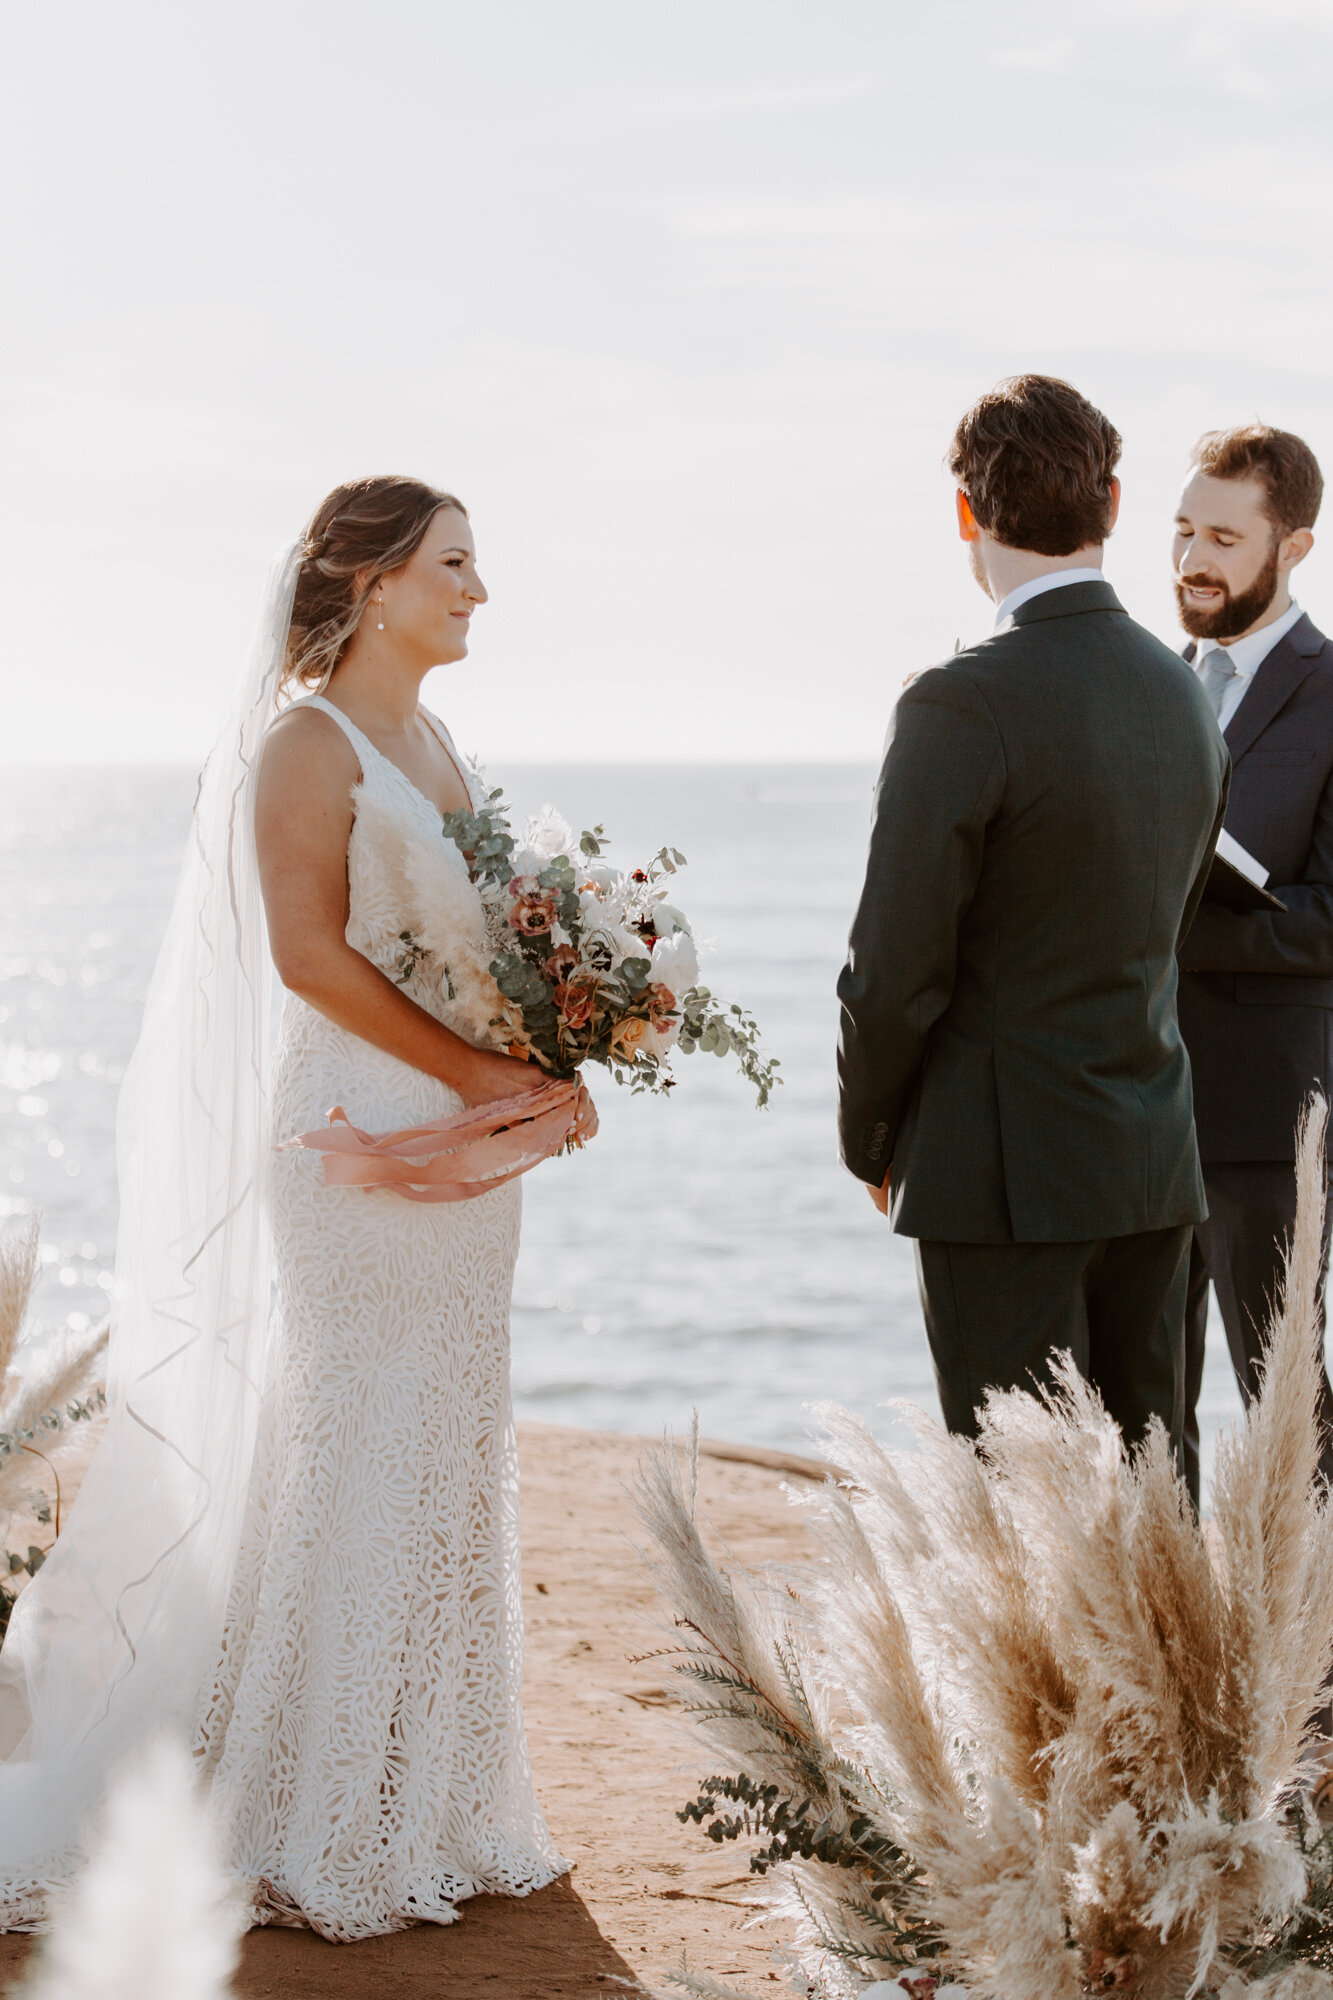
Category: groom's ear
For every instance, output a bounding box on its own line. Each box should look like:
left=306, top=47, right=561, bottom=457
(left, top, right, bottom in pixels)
left=956, top=490, right=980, bottom=542
left=1106, top=476, right=1122, bottom=536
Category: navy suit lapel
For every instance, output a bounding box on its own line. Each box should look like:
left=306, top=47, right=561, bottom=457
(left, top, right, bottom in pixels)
left=1225, top=615, right=1324, bottom=762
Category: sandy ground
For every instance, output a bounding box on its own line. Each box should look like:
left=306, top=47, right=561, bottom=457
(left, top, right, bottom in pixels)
left=0, top=1422, right=819, bottom=2000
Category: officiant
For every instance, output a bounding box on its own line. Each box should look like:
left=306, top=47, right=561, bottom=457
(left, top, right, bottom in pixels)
left=1174, top=424, right=1333, bottom=1503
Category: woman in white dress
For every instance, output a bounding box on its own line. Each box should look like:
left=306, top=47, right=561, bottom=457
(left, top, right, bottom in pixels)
left=0, top=476, right=594, bottom=1938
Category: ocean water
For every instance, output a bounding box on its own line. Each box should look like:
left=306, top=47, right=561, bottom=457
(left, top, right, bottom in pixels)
left=0, top=762, right=1245, bottom=1474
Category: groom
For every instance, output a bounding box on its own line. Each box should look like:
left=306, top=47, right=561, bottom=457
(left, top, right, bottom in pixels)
left=838, top=375, right=1228, bottom=1455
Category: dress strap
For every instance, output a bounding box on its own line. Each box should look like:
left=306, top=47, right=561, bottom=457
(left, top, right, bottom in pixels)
left=420, top=708, right=481, bottom=809
left=295, top=694, right=379, bottom=776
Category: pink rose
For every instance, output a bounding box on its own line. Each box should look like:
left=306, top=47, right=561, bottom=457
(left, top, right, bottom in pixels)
left=556, top=978, right=597, bottom=1030
left=648, top=983, right=677, bottom=1031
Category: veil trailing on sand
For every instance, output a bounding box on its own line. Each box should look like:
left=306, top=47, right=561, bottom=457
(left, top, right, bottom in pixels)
left=0, top=545, right=301, bottom=1914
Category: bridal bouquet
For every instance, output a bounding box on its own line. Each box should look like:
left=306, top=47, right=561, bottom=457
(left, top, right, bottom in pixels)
left=396, top=790, right=778, bottom=1106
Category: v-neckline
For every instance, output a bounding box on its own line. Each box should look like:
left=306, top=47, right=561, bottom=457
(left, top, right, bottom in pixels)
left=319, top=698, right=474, bottom=822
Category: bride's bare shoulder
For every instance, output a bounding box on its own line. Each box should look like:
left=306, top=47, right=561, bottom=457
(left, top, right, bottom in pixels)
left=256, top=702, right=360, bottom=812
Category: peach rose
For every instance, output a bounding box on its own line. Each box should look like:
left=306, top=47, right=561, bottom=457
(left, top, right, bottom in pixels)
left=612, top=1015, right=652, bottom=1058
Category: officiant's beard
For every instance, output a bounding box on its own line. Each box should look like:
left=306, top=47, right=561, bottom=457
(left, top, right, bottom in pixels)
left=1175, top=542, right=1281, bottom=640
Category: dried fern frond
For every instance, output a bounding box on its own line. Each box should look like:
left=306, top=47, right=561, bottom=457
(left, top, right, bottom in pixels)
left=661, top=1965, right=767, bottom=2000
left=631, top=1440, right=843, bottom=1801
left=1, top=1318, right=108, bottom=1444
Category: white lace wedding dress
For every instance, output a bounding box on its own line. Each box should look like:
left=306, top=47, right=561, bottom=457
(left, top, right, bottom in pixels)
left=193, top=696, right=566, bottom=1940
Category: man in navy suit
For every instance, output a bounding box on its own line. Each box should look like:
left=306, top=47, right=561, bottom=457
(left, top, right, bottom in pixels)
left=1174, top=425, right=1333, bottom=1505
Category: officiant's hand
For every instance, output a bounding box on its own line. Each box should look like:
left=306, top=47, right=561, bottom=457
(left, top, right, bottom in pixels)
left=867, top=1170, right=890, bottom=1216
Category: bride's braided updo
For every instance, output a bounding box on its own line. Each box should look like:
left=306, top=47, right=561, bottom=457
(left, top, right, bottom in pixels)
left=285, top=476, right=467, bottom=693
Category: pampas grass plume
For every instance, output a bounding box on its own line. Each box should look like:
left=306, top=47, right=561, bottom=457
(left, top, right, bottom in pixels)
left=0, top=1215, right=41, bottom=1384
left=642, top=1099, right=1333, bottom=1997
left=16, top=1737, right=242, bottom=2000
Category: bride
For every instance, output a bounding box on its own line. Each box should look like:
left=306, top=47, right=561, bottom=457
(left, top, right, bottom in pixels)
left=0, top=476, right=595, bottom=1939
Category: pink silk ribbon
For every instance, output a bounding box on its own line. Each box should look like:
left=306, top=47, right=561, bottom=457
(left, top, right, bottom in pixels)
left=280, top=1078, right=579, bottom=1204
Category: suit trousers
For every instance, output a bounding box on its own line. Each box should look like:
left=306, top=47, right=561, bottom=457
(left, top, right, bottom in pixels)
left=1183, top=1160, right=1333, bottom=1509
left=915, top=1225, right=1192, bottom=1458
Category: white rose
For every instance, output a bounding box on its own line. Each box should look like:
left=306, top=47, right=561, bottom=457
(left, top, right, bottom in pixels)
left=649, top=928, right=699, bottom=995
left=653, top=902, right=690, bottom=938
left=521, top=804, right=576, bottom=862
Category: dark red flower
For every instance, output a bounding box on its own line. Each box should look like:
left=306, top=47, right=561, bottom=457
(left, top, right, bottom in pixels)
left=555, top=977, right=597, bottom=1029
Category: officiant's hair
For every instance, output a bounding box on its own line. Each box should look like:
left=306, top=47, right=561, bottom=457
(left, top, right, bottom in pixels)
left=948, top=374, right=1121, bottom=557
left=1189, top=425, right=1323, bottom=538
left=285, top=476, right=467, bottom=692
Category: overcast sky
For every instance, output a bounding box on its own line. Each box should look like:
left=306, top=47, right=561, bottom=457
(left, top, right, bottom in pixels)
left=3, top=0, right=1332, bottom=764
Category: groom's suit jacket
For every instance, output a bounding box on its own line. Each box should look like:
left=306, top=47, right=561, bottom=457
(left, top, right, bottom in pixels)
left=837, top=580, right=1229, bottom=1244
left=1177, top=612, right=1333, bottom=1161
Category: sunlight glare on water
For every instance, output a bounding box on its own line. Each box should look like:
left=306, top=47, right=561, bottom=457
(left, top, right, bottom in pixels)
left=0, top=761, right=1244, bottom=1475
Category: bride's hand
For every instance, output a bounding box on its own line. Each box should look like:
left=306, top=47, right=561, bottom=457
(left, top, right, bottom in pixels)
left=571, top=1081, right=598, bottom=1146
left=454, top=1048, right=547, bottom=1106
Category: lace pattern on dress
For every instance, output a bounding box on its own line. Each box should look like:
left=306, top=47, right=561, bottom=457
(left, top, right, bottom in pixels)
left=192, top=699, right=566, bottom=1939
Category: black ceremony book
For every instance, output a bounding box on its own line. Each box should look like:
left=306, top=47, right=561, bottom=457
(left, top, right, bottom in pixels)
left=1205, top=829, right=1286, bottom=914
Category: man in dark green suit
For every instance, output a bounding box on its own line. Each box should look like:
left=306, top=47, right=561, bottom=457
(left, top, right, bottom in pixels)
left=838, top=375, right=1229, bottom=1456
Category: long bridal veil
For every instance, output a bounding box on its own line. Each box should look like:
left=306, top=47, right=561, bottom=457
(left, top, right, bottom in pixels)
left=0, top=546, right=300, bottom=1913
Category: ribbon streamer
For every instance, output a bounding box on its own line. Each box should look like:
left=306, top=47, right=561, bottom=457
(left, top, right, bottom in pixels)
left=281, top=1078, right=579, bottom=1203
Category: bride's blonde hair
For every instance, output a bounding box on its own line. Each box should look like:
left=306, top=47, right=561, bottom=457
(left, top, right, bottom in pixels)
left=285, top=476, right=467, bottom=693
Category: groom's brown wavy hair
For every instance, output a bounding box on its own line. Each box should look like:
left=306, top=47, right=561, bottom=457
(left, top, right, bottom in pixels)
left=285, top=476, right=466, bottom=692
left=948, top=375, right=1122, bottom=556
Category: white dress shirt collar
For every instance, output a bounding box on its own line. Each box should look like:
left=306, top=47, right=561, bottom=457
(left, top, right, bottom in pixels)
left=992, top=567, right=1107, bottom=631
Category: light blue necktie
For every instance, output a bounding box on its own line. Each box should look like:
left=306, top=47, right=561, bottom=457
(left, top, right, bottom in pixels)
left=1199, top=647, right=1238, bottom=720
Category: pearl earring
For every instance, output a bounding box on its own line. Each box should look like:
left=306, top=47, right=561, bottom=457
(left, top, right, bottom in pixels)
left=376, top=597, right=385, bottom=632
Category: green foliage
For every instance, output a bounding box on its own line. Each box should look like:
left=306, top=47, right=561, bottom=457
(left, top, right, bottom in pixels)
left=680, top=1774, right=922, bottom=1890
left=440, top=789, right=516, bottom=893
left=677, top=987, right=782, bottom=1108
left=394, top=930, right=429, bottom=988
left=659, top=1594, right=940, bottom=1974
left=675, top=1765, right=941, bottom=1971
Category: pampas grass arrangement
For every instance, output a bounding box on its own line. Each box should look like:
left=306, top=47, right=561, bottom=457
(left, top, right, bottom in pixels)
left=638, top=1101, right=1333, bottom=2000
left=0, top=1215, right=107, bottom=1641
left=14, top=1736, right=242, bottom=2000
